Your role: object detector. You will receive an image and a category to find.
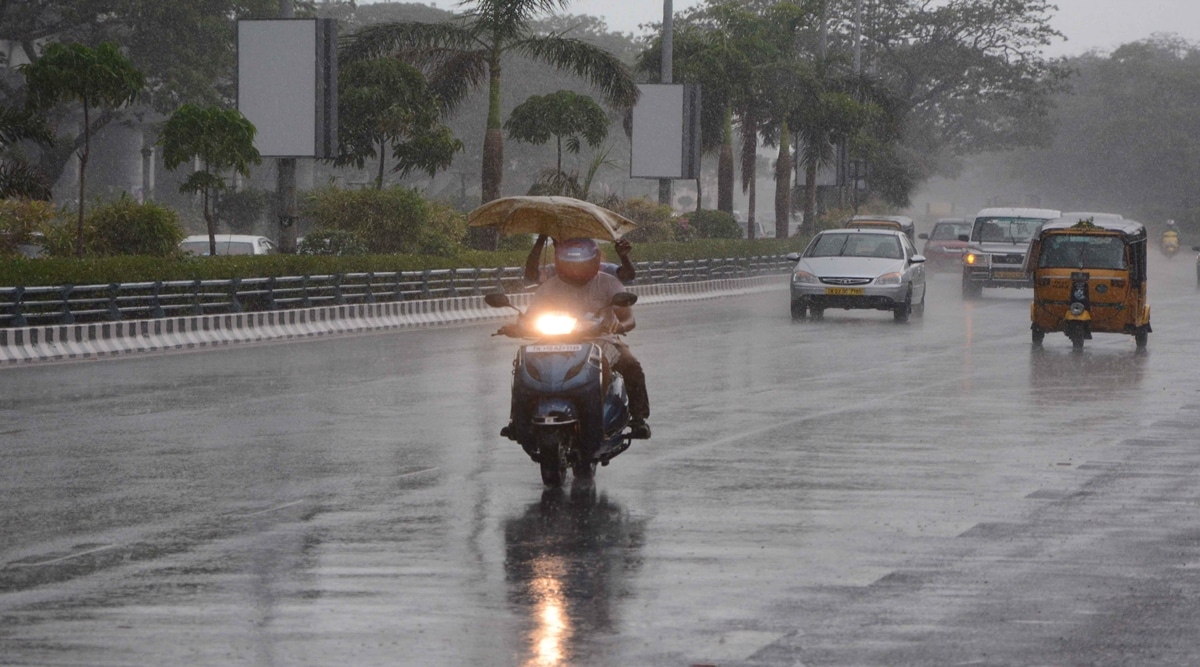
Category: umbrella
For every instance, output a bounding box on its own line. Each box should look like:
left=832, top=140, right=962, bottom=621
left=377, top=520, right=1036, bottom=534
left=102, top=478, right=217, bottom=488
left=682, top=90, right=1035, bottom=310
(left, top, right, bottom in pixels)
left=467, top=196, right=637, bottom=242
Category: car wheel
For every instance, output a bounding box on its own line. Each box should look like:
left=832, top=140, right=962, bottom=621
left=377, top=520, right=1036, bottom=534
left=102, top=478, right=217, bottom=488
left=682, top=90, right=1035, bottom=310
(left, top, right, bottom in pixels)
left=810, top=307, right=824, bottom=320
left=790, top=299, right=808, bottom=320
left=961, top=273, right=981, bottom=299
left=912, top=288, right=926, bottom=318
left=893, top=291, right=911, bottom=322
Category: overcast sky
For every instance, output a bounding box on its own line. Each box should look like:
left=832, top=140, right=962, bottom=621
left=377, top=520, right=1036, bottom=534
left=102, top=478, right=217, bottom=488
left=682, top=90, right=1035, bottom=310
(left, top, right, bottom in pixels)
left=404, top=0, right=1200, bottom=57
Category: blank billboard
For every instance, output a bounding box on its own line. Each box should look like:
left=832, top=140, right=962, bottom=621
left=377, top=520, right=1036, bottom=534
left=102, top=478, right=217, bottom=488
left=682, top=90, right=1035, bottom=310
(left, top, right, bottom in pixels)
left=237, top=19, right=337, bottom=158
left=630, top=84, right=700, bottom=179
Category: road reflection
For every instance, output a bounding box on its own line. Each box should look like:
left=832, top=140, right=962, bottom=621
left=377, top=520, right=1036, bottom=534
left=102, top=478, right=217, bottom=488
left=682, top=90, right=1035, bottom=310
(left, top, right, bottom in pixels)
left=1028, top=345, right=1148, bottom=402
left=504, top=483, right=646, bottom=667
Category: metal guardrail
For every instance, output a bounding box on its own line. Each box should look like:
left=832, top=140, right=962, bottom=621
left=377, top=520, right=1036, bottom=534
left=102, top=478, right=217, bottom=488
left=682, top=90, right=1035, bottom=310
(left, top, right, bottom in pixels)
left=0, top=255, right=793, bottom=328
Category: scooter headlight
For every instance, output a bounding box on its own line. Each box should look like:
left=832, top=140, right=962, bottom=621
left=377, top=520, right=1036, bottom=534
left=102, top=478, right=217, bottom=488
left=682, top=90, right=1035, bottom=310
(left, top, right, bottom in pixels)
left=533, top=313, right=578, bottom=335
left=1069, top=302, right=1087, bottom=316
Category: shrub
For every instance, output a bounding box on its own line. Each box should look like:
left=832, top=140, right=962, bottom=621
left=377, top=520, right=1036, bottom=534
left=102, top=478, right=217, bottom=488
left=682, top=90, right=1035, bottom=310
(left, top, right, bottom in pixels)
left=683, top=209, right=741, bottom=240
left=304, top=186, right=466, bottom=256
left=297, top=229, right=369, bottom=256
left=0, top=198, right=59, bottom=256
left=88, top=195, right=186, bottom=257
left=610, top=197, right=676, bottom=243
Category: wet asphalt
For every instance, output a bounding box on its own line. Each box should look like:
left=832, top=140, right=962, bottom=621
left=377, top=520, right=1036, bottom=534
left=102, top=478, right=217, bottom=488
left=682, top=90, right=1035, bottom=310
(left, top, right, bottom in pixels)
left=2, top=254, right=1200, bottom=666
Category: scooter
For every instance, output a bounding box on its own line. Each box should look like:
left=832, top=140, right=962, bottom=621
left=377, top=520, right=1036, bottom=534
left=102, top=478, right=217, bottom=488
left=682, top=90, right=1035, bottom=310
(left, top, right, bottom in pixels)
left=487, top=292, right=638, bottom=487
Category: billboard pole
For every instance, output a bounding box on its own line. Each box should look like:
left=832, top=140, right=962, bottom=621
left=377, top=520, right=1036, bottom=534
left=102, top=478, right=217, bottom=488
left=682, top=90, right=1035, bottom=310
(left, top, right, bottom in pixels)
left=276, top=0, right=298, bottom=254
left=658, top=0, right=673, bottom=208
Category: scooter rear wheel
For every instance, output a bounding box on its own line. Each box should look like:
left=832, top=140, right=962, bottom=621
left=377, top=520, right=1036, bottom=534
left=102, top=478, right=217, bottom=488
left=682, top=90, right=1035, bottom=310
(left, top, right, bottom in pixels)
left=572, top=459, right=597, bottom=480
left=536, top=430, right=569, bottom=487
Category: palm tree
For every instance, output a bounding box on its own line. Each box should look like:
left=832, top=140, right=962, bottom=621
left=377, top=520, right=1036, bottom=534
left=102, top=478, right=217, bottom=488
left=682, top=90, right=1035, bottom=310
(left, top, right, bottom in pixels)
left=342, top=0, right=639, bottom=215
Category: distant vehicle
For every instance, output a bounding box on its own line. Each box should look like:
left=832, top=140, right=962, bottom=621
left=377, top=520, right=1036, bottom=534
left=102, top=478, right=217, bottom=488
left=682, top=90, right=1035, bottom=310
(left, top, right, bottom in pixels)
left=786, top=228, right=927, bottom=322
left=960, top=207, right=1061, bottom=298
left=179, top=234, right=278, bottom=256
left=844, top=215, right=916, bottom=243
left=917, top=218, right=970, bottom=271
left=1192, top=245, right=1200, bottom=286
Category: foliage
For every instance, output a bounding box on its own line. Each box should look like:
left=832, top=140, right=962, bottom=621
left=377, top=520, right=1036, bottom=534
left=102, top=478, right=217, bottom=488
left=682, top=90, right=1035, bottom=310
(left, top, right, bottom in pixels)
left=216, top=188, right=271, bottom=235
left=297, top=229, right=370, bottom=256
left=680, top=209, right=742, bottom=239
left=0, top=106, right=55, bottom=200
left=20, top=41, right=145, bottom=257
left=0, top=199, right=59, bottom=256
left=341, top=0, right=640, bottom=220
left=303, top=186, right=467, bottom=256
left=159, top=104, right=261, bottom=254
left=505, top=90, right=609, bottom=175
left=84, top=195, right=186, bottom=257
left=609, top=197, right=677, bottom=243
left=335, top=57, right=463, bottom=188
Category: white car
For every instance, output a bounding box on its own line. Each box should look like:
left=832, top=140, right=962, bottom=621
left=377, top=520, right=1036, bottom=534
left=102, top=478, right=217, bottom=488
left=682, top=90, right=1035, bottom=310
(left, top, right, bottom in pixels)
left=960, top=207, right=1060, bottom=297
left=786, top=228, right=927, bottom=322
left=180, top=234, right=277, bottom=256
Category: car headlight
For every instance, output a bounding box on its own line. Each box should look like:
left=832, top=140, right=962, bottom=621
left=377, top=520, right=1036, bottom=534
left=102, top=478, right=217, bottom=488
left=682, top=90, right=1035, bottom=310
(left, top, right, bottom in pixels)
left=533, top=313, right=578, bottom=335
left=792, top=270, right=820, bottom=284
left=874, top=272, right=902, bottom=286
left=965, top=253, right=980, bottom=265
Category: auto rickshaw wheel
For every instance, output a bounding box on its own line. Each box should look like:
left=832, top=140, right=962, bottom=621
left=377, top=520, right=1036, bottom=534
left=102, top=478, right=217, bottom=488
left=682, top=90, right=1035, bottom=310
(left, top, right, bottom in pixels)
left=1032, top=327, right=1045, bottom=345
left=1135, top=329, right=1148, bottom=348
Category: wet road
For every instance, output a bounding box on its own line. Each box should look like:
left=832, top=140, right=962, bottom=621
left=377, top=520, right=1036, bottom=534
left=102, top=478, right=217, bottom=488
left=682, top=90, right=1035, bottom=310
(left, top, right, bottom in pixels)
left=2, top=256, right=1200, bottom=666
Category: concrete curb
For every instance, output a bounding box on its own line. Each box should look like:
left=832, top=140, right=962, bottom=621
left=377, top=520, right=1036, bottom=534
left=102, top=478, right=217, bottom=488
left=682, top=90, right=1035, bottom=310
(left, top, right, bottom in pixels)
left=0, top=275, right=785, bottom=365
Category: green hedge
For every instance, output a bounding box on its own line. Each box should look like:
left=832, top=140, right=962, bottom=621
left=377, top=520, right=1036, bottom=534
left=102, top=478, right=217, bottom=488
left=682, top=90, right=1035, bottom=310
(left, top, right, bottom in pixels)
left=0, top=237, right=807, bottom=288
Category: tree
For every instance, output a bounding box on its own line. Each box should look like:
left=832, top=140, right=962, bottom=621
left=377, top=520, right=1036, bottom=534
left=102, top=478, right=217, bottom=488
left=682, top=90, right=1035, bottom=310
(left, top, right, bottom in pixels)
left=341, top=0, right=640, bottom=218
left=21, top=42, right=144, bottom=257
left=335, top=58, right=464, bottom=189
left=0, top=106, right=54, bottom=200
left=159, top=105, right=261, bottom=256
left=505, top=90, right=608, bottom=176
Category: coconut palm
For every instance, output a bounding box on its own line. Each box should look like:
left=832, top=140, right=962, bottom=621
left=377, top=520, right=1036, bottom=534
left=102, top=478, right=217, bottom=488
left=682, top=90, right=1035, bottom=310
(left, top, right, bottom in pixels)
left=341, top=0, right=639, bottom=215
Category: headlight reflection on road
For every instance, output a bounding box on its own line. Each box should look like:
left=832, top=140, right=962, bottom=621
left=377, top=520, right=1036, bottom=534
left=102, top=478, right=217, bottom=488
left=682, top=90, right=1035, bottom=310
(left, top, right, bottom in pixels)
left=524, top=557, right=572, bottom=667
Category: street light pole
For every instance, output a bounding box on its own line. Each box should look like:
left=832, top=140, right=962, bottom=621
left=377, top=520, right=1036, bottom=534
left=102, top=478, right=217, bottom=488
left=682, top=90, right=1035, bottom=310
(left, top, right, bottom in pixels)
left=658, top=0, right=673, bottom=208
left=276, top=0, right=299, bottom=253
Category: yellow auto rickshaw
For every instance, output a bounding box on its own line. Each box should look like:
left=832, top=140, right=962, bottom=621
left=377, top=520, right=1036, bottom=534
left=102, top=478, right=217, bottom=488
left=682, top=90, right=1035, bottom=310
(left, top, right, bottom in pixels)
left=1025, top=217, right=1150, bottom=349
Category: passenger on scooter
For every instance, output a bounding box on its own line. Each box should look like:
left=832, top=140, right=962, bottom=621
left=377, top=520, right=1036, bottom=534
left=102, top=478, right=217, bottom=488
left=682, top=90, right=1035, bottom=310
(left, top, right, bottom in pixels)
left=504, top=237, right=651, bottom=439
left=524, top=234, right=636, bottom=284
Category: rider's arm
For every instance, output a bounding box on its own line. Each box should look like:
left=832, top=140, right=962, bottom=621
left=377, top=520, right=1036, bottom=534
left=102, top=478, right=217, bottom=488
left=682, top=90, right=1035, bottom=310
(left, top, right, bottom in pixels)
left=614, top=238, right=636, bottom=283
left=524, top=234, right=550, bottom=283
left=613, top=305, right=635, bottom=334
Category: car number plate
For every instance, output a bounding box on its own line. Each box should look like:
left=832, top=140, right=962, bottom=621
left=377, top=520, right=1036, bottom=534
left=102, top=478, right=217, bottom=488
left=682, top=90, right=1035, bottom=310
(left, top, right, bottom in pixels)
left=994, top=271, right=1026, bottom=279
left=825, top=287, right=865, bottom=296
left=525, top=344, right=584, bottom=353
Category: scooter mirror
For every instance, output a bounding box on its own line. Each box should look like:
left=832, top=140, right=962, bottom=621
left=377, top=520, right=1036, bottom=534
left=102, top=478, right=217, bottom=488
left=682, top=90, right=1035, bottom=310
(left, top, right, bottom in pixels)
left=611, top=292, right=638, bottom=308
left=484, top=293, right=511, bottom=308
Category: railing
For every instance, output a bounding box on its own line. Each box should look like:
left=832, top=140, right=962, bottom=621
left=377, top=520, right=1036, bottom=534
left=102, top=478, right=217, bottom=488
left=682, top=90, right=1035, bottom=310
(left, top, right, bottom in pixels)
left=0, top=255, right=793, bottom=328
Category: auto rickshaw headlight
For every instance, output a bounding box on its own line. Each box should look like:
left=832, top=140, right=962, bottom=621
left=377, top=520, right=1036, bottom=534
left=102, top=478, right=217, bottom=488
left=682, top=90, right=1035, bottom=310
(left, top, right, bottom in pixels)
left=1069, top=302, right=1087, bottom=316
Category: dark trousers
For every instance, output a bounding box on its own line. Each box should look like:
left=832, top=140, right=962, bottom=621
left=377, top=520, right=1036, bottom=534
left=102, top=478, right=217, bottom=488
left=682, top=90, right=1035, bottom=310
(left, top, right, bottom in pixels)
left=612, top=340, right=649, bottom=420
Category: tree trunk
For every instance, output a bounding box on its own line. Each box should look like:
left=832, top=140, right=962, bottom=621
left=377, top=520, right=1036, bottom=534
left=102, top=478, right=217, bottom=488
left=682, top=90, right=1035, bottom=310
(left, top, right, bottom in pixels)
left=775, top=121, right=792, bottom=238
left=481, top=55, right=504, bottom=204
left=717, top=109, right=734, bottom=213
left=205, top=186, right=216, bottom=256
left=376, top=141, right=387, bottom=190
left=75, top=102, right=91, bottom=258
left=804, top=151, right=818, bottom=236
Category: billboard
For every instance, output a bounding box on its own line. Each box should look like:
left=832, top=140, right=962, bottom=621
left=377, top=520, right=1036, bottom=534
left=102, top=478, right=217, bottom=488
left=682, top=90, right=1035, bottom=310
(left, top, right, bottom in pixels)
left=630, top=84, right=701, bottom=179
left=237, top=19, right=337, bottom=158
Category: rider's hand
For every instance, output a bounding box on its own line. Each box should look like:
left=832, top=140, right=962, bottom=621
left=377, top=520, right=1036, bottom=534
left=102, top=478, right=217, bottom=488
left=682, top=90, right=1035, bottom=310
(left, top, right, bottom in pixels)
left=615, top=238, right=632, bottom=258
left=497, top=323, right=521, bottom=337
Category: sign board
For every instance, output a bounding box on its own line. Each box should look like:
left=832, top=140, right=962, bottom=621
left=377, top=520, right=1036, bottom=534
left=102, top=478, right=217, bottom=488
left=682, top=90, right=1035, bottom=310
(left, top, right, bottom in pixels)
left=237, top=19, right=338, bottom=158
left=630, top=84, right=701, bottom=179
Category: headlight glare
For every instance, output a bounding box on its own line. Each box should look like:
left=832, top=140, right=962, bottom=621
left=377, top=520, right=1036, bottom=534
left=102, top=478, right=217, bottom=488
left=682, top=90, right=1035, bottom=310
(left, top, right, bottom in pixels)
left=965, top=253, right=977, bottom=265
left=534, top=313, right=578, bottom=335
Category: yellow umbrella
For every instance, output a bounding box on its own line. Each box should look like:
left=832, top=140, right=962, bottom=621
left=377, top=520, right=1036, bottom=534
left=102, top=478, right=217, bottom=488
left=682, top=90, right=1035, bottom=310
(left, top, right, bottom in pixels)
left=467, top=196, right=636, bottom=242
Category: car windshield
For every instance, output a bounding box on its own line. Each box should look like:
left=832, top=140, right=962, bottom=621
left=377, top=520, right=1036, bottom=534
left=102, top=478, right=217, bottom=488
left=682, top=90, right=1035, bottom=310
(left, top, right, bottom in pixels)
left=1038, top=235, right=1127, bottom=269
left=180, top=240, right=255, bottom=256
left=972, top=217, right=1045, bottom=244
left=931, top=223, right=969, bottom=240
left=807, top=233, right=902, bottom=259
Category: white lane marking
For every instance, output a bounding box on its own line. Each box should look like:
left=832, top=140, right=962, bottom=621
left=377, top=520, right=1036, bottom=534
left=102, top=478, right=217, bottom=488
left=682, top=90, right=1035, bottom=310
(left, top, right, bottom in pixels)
left=233, top=499, right=307, bottom=518
left=7, top=543, right=119, bottom=568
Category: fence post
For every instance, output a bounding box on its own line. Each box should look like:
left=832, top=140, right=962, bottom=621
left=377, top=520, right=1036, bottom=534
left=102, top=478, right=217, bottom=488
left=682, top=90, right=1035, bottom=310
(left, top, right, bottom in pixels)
left=10, top=287, right=26, bottom=328
left=333, top=274, right=345, bottom=305
left=230, top=278, right=243, bottom=313
left=301, top=275, right=312, bottom=308
left=266, top=276, right=278, bottom=310
left=364, top=272, right=376, bottom=303
left=448, top=268, right=459, bottom=297
left=192, top=279, right=204, bottom=315
left=150, top=281, right=165, bottom=318
left=107, top=283, right=122, bottom=321
left=421, top=269, right=432, bottom=299
left=59, top=285, right=74, bottom=324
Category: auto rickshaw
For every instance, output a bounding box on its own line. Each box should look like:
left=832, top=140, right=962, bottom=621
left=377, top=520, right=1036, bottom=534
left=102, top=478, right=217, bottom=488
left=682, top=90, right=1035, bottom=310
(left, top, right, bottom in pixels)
left=1025, top=217, right=1150, bottom=349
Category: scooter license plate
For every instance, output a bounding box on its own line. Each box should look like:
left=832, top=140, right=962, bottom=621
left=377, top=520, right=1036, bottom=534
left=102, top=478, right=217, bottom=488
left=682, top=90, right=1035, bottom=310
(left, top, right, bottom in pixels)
left=525, top=344, right=585, bottom=353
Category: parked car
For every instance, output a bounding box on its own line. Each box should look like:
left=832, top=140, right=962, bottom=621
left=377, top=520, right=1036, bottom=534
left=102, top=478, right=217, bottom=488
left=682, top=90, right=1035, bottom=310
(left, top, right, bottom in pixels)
left=786, top=228, right=927, bottom=321
left=179, top=234, right=278, bottom=256
left=917, top=218, right=970, bottom=271
left=960, top=207, right=1061, bottom=298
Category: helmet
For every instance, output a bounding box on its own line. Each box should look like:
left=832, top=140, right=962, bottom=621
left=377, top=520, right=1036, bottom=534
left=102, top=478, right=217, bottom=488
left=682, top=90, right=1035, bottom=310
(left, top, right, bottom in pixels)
left=553, top=237, right=601, bottom=285
left=1167, top=219, right=1176, bottom=226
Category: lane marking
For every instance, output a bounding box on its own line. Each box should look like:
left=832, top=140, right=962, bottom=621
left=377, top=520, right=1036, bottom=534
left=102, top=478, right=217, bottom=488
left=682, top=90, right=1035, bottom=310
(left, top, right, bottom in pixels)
left=233, top=499, right=307, bottom=518
left=7, top=543, right=119, bottom=568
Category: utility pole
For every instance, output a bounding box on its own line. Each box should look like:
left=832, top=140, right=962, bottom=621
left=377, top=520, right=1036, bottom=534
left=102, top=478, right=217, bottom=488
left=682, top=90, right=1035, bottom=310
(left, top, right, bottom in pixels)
left=275, top=0, right=299, bottom=253
left=658, top=0, right=673, bottom=208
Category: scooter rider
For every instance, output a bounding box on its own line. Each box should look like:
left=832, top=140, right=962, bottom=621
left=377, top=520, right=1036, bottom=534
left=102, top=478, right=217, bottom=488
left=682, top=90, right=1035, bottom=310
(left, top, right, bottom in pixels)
left=524, top=234, right=636, bottom=284
left=502, top=237, right=651, bottom=439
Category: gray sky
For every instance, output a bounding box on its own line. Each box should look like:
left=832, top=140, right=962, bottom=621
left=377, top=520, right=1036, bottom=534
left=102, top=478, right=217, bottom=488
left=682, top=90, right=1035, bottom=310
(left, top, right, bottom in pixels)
left=403, top=0, right=1200, bottom=57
